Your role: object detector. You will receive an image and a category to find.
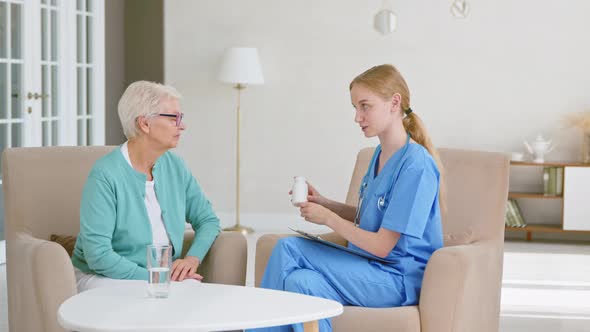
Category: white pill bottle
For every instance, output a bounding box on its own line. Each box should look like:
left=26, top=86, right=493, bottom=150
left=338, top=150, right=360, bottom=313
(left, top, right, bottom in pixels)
left=291, top=176, right=308, bottom=206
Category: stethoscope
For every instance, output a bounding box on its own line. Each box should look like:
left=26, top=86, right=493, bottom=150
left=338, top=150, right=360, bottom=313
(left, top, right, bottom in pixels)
left=353, top=134, right=411, bottom=227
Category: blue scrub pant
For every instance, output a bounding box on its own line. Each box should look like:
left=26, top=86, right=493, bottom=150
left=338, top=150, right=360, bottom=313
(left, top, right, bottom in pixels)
left=247, top=236, right=405, bottom=332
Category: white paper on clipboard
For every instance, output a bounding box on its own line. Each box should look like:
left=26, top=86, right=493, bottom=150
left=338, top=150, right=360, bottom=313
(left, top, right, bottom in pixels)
left=289, top=228, right=398, bottom=264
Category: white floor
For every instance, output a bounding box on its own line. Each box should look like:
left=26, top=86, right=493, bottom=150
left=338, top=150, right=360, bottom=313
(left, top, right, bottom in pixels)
left=1, top=238, right=589, bottom=331
left=499, top=241, right=590, bottom=331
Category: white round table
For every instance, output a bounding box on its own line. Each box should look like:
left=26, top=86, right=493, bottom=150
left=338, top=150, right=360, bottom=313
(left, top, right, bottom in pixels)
left=58, top=281, right=343, bottom=332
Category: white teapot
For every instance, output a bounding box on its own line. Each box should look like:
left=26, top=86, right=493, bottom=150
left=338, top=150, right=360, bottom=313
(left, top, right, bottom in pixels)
left=524, top=134, right=555, bottom=163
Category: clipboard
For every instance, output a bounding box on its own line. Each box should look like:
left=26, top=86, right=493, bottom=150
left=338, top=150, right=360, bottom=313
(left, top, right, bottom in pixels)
left=289, top=228, right=398, bottom=264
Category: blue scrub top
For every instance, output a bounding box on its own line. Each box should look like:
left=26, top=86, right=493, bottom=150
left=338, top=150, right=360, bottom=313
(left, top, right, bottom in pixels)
left=348, top=141, right=443, bottom=306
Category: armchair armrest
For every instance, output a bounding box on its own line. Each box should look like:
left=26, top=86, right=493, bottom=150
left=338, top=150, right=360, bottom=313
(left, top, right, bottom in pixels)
left=8, top=233, right=76, bottom=332
left=419, top=241, right=503, bottom=332
left=255, top=234, right=290, bottom=287
left=196, top=231, right=247, bottom=286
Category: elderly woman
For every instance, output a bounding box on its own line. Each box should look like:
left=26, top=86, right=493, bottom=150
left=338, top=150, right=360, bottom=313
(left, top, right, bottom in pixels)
left=71, top=81, right=220, bottom=292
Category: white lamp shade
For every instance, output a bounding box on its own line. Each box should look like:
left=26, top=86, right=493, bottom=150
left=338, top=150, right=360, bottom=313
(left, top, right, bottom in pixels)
left=218, top=47, right=265, bottom=85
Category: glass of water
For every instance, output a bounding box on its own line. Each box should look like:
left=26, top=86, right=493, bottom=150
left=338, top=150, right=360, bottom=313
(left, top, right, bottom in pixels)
left=147, top=244, right=172, bottom=298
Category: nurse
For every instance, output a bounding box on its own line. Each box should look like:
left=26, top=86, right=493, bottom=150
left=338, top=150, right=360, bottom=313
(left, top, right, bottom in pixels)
left=250, top=64, right=444, bottom=332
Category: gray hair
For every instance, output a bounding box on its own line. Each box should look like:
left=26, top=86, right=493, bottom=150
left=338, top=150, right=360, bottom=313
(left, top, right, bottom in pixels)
left=117, top=81, right=182, bottom=139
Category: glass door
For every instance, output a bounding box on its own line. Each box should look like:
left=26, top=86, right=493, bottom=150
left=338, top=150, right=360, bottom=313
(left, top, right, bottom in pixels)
left=76, top=0, right=104, bottom=146
left=40, top=0, right=61, bottom=147
left=0, top=0, right=104, bottom=178
left=0, top=0, right=31, bottom=178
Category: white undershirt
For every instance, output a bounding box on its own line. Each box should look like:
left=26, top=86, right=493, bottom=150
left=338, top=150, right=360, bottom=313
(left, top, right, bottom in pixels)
left=121, top=142, right=170, bottom=247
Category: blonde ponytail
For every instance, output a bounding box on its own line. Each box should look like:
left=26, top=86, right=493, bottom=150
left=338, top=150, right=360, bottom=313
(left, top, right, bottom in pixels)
left=403, top=113, right=446, bottom=215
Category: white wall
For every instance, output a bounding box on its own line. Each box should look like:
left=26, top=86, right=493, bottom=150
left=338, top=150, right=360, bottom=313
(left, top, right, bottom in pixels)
left=164, top=0, right=590, bottom=224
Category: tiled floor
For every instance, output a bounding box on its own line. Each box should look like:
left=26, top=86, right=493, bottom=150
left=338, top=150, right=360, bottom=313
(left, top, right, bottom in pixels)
left=1, top=238, right=589, bottom=331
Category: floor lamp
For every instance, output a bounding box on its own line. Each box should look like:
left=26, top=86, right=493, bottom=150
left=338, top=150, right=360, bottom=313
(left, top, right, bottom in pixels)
left=218, top=47, right=264, bottom=235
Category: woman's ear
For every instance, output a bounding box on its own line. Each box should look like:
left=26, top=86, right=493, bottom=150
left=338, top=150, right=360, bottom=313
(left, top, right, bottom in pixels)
left=390, top=93, right=402, bottom=113
left=136, top=116, right=150, bottom=135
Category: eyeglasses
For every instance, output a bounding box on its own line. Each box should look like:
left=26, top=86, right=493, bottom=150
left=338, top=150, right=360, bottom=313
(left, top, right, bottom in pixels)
left=158, top=113, right=184, bottom=127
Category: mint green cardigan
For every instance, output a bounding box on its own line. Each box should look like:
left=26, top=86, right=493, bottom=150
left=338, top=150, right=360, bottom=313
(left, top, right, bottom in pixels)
left=71, top=148, right=221, bottom=280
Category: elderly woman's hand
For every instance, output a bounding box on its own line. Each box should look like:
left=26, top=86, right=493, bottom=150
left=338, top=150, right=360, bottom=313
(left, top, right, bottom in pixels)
left=171, top=256, right=203, bottom=281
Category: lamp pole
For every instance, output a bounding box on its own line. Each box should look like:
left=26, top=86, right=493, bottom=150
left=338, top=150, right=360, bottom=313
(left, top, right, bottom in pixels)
left=223, top=83, right=254, bottom=235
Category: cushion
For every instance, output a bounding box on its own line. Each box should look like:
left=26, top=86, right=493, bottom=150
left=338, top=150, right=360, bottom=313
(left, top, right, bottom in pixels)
left=50, top=234, right=77, bottom=257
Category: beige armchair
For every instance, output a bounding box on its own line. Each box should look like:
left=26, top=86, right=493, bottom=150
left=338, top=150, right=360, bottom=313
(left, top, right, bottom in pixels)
left=255, top=148, right=509, bottom=332
left=2, top=146, right=247, bottom=332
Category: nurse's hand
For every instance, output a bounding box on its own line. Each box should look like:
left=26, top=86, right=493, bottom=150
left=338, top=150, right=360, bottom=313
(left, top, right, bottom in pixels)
left=299, top=202, right=337, bottom=226
left=288, top=182, right=328, bottom=206
left=305, top=183, right=329, bottom=206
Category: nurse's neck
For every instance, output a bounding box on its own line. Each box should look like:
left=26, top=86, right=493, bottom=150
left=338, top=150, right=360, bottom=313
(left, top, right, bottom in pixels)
left=378, top=123, right=409, bottom=162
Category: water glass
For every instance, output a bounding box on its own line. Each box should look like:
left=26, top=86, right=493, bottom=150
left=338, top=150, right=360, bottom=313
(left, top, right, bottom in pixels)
left=147, top=244, right=172, bottom=298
